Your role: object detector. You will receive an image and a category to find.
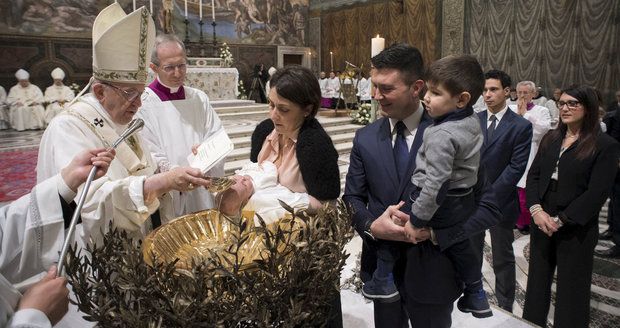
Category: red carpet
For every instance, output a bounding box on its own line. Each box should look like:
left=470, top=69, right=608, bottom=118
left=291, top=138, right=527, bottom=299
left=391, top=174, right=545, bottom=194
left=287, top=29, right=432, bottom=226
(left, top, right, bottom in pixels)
left=0, top=149, right=38, bottom=202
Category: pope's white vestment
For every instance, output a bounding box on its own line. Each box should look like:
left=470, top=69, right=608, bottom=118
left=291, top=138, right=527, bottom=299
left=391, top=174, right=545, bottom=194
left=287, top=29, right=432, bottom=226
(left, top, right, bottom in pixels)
left=37, top=94, right=173, bottom=247
left=7, top=84, right=45, bottom=131
left=138, top=86, right=226, bottom=216
left=43, top=85, right=75, bottom=124
left=0, top=175, right=68, bottom=328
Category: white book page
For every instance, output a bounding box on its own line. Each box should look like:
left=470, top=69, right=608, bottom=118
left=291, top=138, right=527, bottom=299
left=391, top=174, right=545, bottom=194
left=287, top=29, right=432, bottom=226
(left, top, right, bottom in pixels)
left=187, top=129, right=233, bottom=174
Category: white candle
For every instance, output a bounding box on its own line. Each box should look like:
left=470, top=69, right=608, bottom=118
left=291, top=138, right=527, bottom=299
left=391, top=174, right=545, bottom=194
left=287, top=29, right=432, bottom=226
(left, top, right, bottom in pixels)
left=184, top=0, right=188, bottom=17
left=132, top=0, right=136, bottom=11
left=371, top=35, right=385, bottom=58
left=211, top=0, right=215, bottom=21
left=330, top=51, right=334, bottom=71
left=149, top=0, right=153, bottom=14
left=199, top=0, right=203, bottom=19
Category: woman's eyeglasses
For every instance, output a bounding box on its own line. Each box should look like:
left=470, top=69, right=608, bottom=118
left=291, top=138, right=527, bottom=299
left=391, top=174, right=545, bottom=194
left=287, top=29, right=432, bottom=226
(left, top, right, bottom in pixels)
left=556, top=100, right=581, bottom=110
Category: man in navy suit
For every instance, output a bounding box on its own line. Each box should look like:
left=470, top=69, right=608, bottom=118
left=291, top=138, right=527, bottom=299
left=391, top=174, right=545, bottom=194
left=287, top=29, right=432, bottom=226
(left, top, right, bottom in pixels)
left=343, top=44, right=501, bottom=328
left=471, top=70, right=532, bottom=312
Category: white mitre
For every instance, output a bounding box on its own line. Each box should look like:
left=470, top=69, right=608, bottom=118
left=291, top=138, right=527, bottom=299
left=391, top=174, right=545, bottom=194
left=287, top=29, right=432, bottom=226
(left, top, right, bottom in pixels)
left=51, top=67, right=65, bottom=80
left=92, top=3, right=155, bottom=84
left=15, top=69, right=29, bottom=80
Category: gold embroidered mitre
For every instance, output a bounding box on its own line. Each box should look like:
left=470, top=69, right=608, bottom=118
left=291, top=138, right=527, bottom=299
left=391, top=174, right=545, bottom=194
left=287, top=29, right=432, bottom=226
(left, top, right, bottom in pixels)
left=92, top=3, right=155, bottom=84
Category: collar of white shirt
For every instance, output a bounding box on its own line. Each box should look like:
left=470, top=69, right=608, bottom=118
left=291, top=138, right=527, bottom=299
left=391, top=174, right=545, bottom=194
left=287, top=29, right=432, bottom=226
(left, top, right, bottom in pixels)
left=389, top=100, right=423, bottom=136
left=487, top=105, right=508, bottom=125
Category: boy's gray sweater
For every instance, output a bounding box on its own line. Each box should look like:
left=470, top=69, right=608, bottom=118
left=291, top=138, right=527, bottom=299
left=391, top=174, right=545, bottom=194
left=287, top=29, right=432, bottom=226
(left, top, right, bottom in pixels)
left=410, top=109, right=483, bottom=227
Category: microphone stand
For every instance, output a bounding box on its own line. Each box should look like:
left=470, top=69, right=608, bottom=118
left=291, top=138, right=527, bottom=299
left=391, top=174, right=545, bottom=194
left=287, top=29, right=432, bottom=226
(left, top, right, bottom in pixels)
left=57, top=119, right=145, bottom=275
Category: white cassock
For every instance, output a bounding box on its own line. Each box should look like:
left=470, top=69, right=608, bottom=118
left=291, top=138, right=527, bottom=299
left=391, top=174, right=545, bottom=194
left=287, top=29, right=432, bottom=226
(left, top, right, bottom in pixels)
left=510, top=104, right=551, bottom=188
left=0, top=174, right=68, bottom=328
left=138, top=86, right=226, bottom=216
left=318, top=78, right=329, bottom=99
left=237, top=161, right=309, bottom=226
left=326, top=77, right=340, bottom=99
left=0, top=86, right=9, bottom=130
left=7, top=84, right=45, bottom=131
left=43, top=84, right=75, bottom=124
left=37, top=94, right=174, bottom=248
left=357, top=77, right=371, bottom=102
left=544, top=98, right=559, bottom=129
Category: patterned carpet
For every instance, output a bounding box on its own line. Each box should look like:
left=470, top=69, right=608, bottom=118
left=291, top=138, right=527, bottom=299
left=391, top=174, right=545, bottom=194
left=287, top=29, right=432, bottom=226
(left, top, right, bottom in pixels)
left=0, top=148, right=39, bottom=202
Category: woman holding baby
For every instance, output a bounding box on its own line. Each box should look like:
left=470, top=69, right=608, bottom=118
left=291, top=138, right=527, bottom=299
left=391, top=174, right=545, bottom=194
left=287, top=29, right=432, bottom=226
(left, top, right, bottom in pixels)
left=250, top=65, right=342, bottom=327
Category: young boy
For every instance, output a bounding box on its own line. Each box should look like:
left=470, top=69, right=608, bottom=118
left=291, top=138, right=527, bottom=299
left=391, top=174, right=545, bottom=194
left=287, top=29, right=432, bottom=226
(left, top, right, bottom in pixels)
left=216, top=161, right=316, bottom=225
left=362, top=55, right=492, bottom=318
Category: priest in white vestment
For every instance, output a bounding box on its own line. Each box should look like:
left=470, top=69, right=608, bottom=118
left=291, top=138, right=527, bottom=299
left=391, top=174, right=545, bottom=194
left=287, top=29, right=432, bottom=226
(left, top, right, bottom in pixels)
left=1, top=148, right=114, bottom=328
left=138, top=34, right=227, bottom=216
left=325, top=71, right=340, bottom=108
left=7, top=69, right=45, bottom=131
left=44, top=67, right=75, bottom=125
left=0, top=86, right=9, bottom=130
left=37, top=3, right=213, bottom=249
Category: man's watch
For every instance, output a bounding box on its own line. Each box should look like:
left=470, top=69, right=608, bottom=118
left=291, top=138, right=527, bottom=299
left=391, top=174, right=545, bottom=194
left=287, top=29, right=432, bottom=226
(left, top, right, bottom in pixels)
left=363, top=220, right=376, bottom=241
left=552, top=216, right=564, bottom=228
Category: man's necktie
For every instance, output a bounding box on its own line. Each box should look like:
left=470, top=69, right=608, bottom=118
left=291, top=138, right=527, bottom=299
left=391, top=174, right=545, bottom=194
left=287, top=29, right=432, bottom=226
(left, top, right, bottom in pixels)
left=487, top=114, right=497, bottom=141
left=393, top=121, right=409, bottom=181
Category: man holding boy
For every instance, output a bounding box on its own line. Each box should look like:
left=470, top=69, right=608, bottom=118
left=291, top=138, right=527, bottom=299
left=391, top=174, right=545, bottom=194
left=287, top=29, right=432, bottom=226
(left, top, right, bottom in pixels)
left=344, top=44, right=500, bottom=327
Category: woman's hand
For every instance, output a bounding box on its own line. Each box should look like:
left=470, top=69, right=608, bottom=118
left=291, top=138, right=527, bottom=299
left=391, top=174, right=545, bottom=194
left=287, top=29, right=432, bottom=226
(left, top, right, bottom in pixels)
left=532, top=210, right=559, bottom=237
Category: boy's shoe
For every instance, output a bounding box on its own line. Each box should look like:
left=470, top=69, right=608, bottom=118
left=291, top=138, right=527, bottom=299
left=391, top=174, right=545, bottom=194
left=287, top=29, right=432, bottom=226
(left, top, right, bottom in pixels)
left=361, top=277, right=400, bottom=303
left=457, top=289, right=493, bottom=318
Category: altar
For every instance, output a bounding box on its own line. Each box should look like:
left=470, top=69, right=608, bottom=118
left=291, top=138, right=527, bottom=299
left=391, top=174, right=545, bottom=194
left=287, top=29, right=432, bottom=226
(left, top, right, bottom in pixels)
left=148, top=67, right=239, bottom=101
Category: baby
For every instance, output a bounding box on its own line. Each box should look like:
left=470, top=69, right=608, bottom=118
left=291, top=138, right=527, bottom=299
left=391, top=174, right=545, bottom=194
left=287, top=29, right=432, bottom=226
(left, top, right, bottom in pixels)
left=216, top=161, right=313, bottom=225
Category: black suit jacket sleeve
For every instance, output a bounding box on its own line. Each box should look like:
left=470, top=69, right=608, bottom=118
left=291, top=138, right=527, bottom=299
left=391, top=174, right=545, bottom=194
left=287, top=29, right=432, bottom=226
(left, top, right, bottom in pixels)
left=561, top=139, right=620, bottom=225
left=492, top=122, right=532, bottom=207
left=342, top=132, right=375, bottom=238
left=437, top=166, right=502, bottom=249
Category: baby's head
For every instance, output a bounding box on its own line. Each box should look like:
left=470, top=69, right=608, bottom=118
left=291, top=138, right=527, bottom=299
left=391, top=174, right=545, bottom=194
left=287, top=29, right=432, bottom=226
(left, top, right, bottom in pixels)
left=423, top=55, right=484, bottom=118
left=215, top=175, right=255, bottom=216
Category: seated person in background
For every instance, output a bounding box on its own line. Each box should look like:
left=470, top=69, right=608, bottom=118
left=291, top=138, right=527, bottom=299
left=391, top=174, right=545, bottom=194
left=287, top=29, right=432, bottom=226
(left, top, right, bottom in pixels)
left=43, top=67, right=75, bottom=125
left=363, top=55, right=492, bottom=318
left=7, top=69, right=45, bottom=131
left=0, top=85, right=8, bottom=130
left=216, top=161, right=320, bottom=225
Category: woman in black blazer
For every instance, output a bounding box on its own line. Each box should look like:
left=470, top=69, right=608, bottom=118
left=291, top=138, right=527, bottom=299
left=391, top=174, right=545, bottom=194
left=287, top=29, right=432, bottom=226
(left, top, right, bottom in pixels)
left=523, top=85, right=620, bottom=327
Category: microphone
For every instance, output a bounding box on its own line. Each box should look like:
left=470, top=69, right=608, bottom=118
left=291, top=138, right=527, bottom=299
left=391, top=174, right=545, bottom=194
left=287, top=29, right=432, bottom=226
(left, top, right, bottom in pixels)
left=345, top=61, right=358, bottom=68
left=57, top=118, right=145, bottom=275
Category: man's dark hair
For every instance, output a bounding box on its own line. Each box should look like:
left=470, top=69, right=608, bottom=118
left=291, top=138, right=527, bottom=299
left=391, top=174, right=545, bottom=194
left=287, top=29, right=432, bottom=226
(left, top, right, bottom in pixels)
left=426, top=55, right=484, bottom=106
left=269, top=65, right=321, bottom=118
left=484, top=69, right=512, bottom=89
left=370, top=43, right=424, bottom=85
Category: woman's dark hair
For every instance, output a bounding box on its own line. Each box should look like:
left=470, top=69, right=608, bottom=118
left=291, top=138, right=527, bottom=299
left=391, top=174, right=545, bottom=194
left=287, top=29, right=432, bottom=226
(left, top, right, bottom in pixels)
left=269, top=65, right=320, bottom=118
left=542, top=84, right=600, bottom=159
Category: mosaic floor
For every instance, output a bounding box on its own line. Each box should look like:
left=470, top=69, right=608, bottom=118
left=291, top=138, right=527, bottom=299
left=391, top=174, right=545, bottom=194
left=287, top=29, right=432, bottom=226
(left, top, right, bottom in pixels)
left=1, top=112, right=619, bottom=327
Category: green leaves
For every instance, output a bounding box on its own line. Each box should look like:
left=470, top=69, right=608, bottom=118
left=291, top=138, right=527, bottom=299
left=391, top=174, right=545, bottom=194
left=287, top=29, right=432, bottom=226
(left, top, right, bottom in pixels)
left=65, top=201, right=353, bottom=327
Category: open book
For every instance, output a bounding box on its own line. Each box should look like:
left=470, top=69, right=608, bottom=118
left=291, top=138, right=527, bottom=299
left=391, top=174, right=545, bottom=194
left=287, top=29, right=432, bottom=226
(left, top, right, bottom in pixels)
left=187, top=129, right=234, bottom=174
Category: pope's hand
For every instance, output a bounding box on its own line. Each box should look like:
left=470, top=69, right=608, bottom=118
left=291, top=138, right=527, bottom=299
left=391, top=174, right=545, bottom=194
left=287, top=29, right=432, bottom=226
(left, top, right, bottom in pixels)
left=144, top=166, right=213, bottom=202
left=18, top=266, right=69, bottom=326
left=61, top=148, right=116, bottom=192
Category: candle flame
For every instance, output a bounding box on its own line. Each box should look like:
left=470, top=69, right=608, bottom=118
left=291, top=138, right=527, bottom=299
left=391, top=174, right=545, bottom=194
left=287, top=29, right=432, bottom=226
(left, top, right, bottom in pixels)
left=376, top=34, right=380, bottom=38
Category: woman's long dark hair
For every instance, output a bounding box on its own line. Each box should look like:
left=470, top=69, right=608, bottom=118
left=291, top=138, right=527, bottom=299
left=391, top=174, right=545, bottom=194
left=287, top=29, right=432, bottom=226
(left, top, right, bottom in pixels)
left=541, top=85, right=600, bottom=159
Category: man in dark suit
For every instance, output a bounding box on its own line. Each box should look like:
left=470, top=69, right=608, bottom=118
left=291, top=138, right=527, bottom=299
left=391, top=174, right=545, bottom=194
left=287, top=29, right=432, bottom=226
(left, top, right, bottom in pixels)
left=470, top=70, right=532, bottom=312
left=343, top=43, right=501, bottom=327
